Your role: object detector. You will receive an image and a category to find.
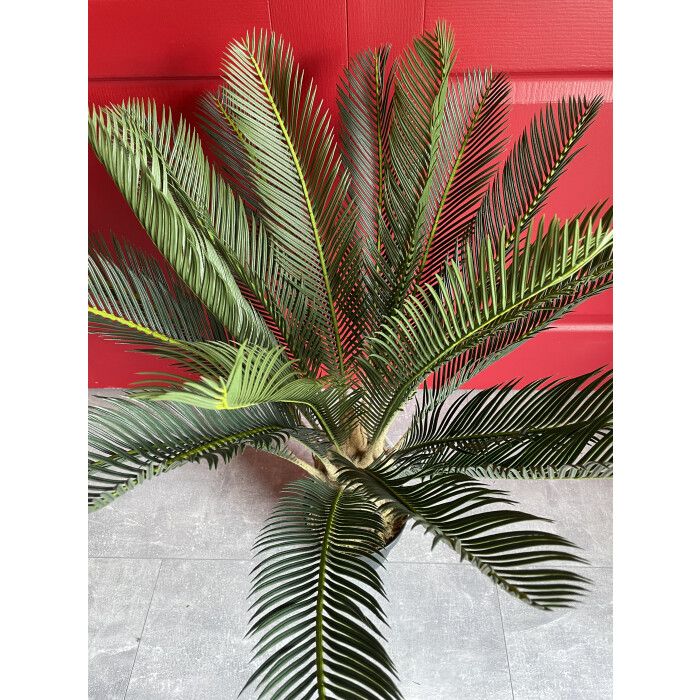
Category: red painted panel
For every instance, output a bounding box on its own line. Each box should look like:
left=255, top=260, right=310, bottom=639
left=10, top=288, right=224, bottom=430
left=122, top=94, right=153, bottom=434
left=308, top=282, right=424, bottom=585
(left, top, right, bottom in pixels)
left=88, top=0, right=271, bottom=78
left=424, top=0, right=612, bottom=74
left=89, top=1, right=611, bottom=80
left=347, top=0, right=424, bottom=65
left=462, top=314, right=612, bottom=390
left=267, top=0, right=348, bottom=127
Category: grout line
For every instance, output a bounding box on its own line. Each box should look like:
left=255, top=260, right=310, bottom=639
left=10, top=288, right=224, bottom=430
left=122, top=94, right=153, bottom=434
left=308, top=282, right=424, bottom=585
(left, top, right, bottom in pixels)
left=344, top=0, right=349, bottom=67
left=123, top=559, right=163, bottom=700
left=496, top=590, right=516, bottom=700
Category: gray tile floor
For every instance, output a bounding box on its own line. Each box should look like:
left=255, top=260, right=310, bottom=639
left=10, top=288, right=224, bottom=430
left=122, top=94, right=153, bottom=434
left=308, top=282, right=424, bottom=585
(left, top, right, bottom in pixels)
left=89, top=391, right=612, bottom=699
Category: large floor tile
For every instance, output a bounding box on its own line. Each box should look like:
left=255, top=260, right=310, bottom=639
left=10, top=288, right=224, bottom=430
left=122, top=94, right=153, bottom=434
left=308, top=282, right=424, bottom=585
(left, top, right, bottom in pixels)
left=384, top=562, right=513, bottom=700
left=119, top=558, right=515, bottom=700
left=89, top=558, right=162, bottom=700
left=498, top=567, right=612, bottom=700
left=386, top=479, right=611, bottom=567
left=88, top=451, right=301, bottom=560
left=494, top=479, right=612, bottom=567
left=124, top=559, right=254, bottom=699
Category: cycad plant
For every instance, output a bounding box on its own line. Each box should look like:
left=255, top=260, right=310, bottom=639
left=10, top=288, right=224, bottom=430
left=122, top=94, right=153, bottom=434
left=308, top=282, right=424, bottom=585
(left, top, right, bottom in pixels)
left=88, top=22, right=612, bottom=699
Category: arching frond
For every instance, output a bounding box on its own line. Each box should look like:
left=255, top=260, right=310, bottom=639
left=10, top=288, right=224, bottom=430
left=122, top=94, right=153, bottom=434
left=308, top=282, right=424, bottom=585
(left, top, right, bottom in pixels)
left=415, top=69, right=511, bottom=287
left=431, top=204, right=613, bottom=390
left=199, top=30, right=365, bottom=374
left=336, top=458, right=590, bottom=610
left=89, top=234, right=229, bottom=348
left=393, top=369, right=612, bottom=477
left=472, top=96, right=604, bottom=249
left=384, top=22, right=455, bottom=312
left=338, top=45, right=395, bottom=255
left=132, top=343, right=360, bottom=450
left=88, top=398, right=307, bottom=511
left=88, top=102, right=276, bottom=350
left=359, top=214, right=613, bottom=441
left=244, top=478, right=401, bottom=700
left=464, top=461, right=612, bottom=479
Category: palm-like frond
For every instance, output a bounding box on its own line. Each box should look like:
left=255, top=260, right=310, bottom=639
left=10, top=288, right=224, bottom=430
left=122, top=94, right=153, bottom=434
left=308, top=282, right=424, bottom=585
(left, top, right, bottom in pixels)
left=199, top=30, right=365, bottom=374
left=244, top=478, right=401, bottom=700
left=88, top=101, right=276, bottom=351
left=472, top=96, right=603, bottom=249
left=212, top=210, right=328, bottom=374
left=338, top=45, right=395, bottom=257
left=383, top=22, right=455, bottom=311
left=464, top=461, right=612, bottom=479
left=359, top=214, right=613, bottom=441
left=393, top=369, right=612, bottom=477
left=431, top=204, right=613, bottom=390
left=89, top=234, right=229, bottom=349
left=337, top=45, right=397, bottom=339
left=415, top=69, right=511, bottom=288
left=337, top=458, right=589, bottom=610
left=88, top=398, right=305, bottom=511
left=132, top=342, right=360, bottom=450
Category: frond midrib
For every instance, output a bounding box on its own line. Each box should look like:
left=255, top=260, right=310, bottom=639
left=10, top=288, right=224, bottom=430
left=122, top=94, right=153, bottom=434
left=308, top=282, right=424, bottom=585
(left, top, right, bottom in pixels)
left=402, top=417, right=612, bottom=454
left=88, top=306, right=182, bottom=346
left=315, top=488, right=343, bottom=698
left=373, top=239, right=612, bottom=439
left=245, top=46, right=346, bottom=378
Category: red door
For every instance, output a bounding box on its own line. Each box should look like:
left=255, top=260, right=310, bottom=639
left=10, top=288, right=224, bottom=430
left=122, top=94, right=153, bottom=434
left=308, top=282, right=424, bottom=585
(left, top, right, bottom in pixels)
left=88, top=0, right=612, bottom=388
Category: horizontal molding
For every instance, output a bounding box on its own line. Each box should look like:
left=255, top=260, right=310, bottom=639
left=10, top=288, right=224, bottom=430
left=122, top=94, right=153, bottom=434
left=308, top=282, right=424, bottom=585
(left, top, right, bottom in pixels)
left=88, top=73, right=613, bottom=105
left=551, top=323, right=612, bottom=332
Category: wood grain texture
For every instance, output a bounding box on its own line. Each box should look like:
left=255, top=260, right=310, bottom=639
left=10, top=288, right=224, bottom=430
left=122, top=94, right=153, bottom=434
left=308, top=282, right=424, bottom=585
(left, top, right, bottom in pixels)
left=347, top=0, right=424, bottom=65
left=424, top=0, right=612, bottom=73
left=88, top=0, right=271, bottom=78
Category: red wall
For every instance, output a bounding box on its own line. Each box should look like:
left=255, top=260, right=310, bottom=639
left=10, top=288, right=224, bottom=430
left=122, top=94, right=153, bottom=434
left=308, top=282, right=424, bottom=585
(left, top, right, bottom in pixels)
left=88, top=0, right=612, bottom=388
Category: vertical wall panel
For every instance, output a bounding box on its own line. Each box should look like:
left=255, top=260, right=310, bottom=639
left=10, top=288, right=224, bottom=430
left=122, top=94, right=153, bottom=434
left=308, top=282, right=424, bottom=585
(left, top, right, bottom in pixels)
left=347, top=0, right=424, bottom=65
left=424, top=0, right=612, bottom=73
left=88, top=0, right=271, bottom=78
left=268, top=0, right=347, bottom=126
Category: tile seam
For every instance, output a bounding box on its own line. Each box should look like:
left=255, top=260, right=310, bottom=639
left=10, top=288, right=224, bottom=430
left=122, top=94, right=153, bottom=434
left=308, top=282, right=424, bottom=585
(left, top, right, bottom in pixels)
left=123, top=559, right=163, bottom=700
left=496, top=589, right=516, bottom=700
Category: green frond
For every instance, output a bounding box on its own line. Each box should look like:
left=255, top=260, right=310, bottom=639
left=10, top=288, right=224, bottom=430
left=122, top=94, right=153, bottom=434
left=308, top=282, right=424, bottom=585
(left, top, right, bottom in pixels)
left=88, top=100, right=277, bottom=351
left=394, top=369, right=612, bottom=477
left=338, top=45, right=395, bottom=255
left=214, top=208, right=331, bottom=376
left=199, top=30, right=366, bottom=374
left=132, top=342, right=361, bottom=450
left=89, top=234, right=229, bottom=348
left=431, top=205, right=612, bottom=390
left=463, top=461, right=612, bottom=479
left=472, top=95, right=604, bottom=248
left=336, top=458, right=590, bottom=610
left=134, top=343, right=322, bottom=410
left=416, top=69, right=511, bottom=287
left=359, top=213, right=613, bottom=440
left=88, top=398, right=304, bottom=511
left=244, top=478, right=401, bottom=700
left=384, top=22, right=456, bottom=312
